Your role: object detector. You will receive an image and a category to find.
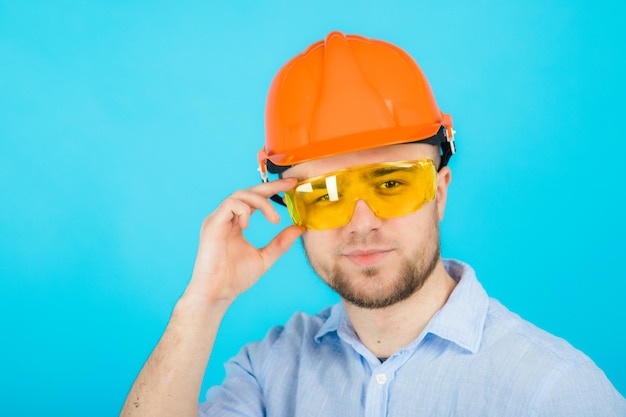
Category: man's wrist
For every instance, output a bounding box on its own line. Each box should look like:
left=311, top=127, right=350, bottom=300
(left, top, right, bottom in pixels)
left=173, top=291, right=232, bottom=326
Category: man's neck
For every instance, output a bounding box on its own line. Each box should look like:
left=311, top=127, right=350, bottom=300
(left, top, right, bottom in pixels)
left=343, top=260, right=457, bottom=359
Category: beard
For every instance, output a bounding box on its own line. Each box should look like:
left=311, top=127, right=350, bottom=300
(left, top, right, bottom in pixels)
left=304, top=210, right=441, bottom=309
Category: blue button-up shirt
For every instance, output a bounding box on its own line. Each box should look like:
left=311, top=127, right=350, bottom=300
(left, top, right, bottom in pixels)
left=200, top=259, right=625, bottom=416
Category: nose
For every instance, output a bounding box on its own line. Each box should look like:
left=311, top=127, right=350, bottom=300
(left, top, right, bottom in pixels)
left=344, top=199, right=383, bottom=233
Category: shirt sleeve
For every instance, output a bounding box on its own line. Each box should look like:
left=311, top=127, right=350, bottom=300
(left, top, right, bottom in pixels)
left=199, top=324, right=291, bottom=417
left=532, top=359, right=626, bottom=417
left=198, top=344, right=265, bottom=417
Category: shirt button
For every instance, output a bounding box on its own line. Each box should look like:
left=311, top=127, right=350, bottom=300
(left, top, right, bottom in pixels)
left=375, top=373, right=387, bottom=385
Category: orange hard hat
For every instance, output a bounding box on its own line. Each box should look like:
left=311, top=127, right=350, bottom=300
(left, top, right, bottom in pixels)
left=258, top=31, right=455, bottom=180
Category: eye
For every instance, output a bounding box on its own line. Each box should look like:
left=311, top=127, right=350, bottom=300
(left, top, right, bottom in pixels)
left=313, top=193, right=343, bottom=204
left=379, top=180, right=402, bottom=189
left=376, top=179, right=407, bottom=195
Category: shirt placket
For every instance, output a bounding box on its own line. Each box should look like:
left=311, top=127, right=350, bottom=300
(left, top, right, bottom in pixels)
left=336, top=313, right=423, bottom=417
left=363, top=362, right=395, bottom=417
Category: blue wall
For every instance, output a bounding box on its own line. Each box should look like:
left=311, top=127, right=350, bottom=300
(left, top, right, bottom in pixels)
left=1, top=1, right=624, bottom=415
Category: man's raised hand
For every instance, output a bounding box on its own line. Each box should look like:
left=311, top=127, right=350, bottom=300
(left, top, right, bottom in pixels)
left=185, top=177, right=305, bottom=306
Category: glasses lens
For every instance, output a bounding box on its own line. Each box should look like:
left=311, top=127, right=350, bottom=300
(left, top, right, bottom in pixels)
left=285, top=159, right=436, bottom=230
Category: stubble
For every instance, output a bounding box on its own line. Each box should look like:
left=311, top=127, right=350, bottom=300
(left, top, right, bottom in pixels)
left=304, top=210, right=441, bottom=309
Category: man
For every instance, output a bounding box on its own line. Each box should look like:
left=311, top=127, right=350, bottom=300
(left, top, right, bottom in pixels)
left=121, top=31, right=625, bottom=416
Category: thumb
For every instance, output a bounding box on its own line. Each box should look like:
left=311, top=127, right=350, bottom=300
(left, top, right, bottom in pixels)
left=259, top=225, right=306, bottom=270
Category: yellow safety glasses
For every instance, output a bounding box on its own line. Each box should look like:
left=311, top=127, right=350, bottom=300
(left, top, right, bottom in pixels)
left=284, top=159, right=437, bottom=230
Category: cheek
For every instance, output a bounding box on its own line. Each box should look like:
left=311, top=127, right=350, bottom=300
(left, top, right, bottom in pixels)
left=301, top=230, right=330, bottom=260
left=395, top=203, right=440, bottom=240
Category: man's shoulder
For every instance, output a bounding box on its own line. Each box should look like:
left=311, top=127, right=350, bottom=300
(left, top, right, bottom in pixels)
left=276, top=306, right=334, bottom=340
left=247, top=305, right=337, bottom=354
left=483, top=298, right=590, bottom=366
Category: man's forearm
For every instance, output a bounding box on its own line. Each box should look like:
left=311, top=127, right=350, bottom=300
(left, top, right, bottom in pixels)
left=120, top=178, right=303, bottom=417
left=120, top=295, right=230, bottom=417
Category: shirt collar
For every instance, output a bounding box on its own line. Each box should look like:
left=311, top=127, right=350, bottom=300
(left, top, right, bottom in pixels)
left=314, top=259, right=488, bottom=354
left=425, top=259, right=488, bottom=353
left=314, top=302, right=346, bottom=343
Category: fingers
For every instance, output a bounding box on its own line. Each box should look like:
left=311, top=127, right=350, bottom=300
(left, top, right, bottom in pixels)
left=212, top=178, right=297, bottom=228
left=238, top=177, right=297, bottom=224
left=248, top=177, right=298, bottom=199
left=259, top=224, right=306, bottom=268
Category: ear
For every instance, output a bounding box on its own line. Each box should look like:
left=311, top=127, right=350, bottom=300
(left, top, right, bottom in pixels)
left=435, top=166, right=452, bottom=221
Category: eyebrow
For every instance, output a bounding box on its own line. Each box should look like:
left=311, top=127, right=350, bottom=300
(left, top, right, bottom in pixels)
left=363, top=166, right=406, bottom=179
left=297, top=164, right=410, bottom=192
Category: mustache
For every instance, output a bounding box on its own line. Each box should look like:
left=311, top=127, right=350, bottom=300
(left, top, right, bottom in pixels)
left=336, top=232, right=394, bottom=252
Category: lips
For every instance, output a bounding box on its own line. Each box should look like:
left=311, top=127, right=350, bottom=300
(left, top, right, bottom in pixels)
left=343, top=248, right=394, bottom=267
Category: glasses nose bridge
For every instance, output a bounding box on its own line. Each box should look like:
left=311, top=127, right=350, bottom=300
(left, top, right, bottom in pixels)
left=341, top=167, right=379, bottom=211
left=344, top=196, right=383, bottom=231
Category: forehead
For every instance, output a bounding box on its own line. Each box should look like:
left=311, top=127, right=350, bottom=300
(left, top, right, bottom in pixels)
left=283, top=143, right=436, bottom=180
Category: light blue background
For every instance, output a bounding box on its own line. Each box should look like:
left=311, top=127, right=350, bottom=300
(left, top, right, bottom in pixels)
left=1, top=1, right=624, bottom=415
